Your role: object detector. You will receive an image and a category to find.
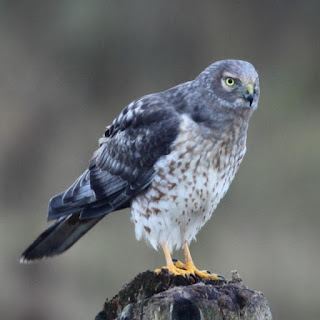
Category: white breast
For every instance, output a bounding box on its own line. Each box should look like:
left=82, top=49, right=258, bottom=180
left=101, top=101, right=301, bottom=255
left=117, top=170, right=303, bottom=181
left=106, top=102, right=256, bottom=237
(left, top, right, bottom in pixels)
left=131, top=115, right=246, bottom=252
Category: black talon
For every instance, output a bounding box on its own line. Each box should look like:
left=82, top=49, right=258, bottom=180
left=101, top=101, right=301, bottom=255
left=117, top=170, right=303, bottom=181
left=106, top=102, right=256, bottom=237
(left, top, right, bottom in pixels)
left=172, top=258, right=178, bottom=262
left=217, top=274, right=226, bottom=281
left=206, top=270, right=211, bottom=274
left=190, top=273, right=200, bottom=283
left=188, top=273, right=195, bottom=283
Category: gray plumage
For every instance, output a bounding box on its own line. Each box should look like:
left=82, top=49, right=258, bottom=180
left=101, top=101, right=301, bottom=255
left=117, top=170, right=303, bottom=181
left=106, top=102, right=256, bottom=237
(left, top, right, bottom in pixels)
left=21, top=59, right=259, bottom=262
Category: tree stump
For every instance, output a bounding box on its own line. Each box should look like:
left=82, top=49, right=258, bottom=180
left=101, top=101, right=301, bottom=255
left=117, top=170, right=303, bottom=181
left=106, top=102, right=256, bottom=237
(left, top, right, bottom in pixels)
left=95, top=270, right=272, bottom=320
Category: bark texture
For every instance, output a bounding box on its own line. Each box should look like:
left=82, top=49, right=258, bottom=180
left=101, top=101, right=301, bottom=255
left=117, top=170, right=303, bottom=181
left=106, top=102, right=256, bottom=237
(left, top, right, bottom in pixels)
left=95, top=270, right=272, bottom=320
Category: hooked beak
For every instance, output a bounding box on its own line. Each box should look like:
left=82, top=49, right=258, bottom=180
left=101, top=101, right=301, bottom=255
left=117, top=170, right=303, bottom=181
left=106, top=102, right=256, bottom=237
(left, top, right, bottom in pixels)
left=243, top=83, right=254, bottom=106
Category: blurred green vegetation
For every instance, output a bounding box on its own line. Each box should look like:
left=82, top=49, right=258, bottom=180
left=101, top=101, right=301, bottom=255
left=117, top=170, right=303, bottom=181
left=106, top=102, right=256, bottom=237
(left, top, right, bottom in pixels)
left=0, top=1, right=319, bottom=319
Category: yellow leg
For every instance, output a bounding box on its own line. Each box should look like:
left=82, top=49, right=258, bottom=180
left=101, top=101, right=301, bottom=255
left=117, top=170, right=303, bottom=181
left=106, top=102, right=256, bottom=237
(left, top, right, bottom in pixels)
left=181, top=243, right=222, bottom=280
left=155, top=241, right=192, bottom=276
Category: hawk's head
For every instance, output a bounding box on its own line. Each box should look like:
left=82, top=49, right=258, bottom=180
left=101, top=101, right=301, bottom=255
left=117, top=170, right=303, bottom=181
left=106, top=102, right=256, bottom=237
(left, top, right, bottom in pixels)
left=196, top=59, right=260, bottom=111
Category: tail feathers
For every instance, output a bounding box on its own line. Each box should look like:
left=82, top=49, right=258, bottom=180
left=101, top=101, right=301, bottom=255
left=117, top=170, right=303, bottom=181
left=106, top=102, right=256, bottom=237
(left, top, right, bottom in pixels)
left=20, top=213, right=103, bottom=263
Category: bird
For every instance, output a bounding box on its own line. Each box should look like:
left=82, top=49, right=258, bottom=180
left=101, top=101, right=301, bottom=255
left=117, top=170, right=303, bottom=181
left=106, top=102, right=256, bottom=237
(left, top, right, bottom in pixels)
left=20, top=59, right=260, bottom=280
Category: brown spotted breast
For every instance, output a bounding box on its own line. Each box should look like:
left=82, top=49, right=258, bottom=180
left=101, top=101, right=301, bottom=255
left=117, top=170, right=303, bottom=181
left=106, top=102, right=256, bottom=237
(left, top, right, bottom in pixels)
left=131, top=114, right=247, bottom=252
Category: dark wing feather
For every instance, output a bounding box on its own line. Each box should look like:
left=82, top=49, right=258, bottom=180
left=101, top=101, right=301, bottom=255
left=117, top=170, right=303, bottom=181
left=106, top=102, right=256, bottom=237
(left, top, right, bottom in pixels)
left=21, top=95, right=180, bottom=261
left=48, top=94, right=180, bottom=221
left=20, top=88, right=186, bottom=262
left=20, top=213, right=103, bottom=261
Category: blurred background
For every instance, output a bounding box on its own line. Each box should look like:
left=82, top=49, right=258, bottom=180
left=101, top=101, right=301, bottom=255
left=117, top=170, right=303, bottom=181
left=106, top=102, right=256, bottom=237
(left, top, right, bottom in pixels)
left=0, top=1, right=319, bottom=319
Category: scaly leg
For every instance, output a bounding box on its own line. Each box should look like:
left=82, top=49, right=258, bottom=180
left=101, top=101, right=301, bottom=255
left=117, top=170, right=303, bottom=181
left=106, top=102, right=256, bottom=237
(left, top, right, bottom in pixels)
left=155, top=241, right=191, bottom=276
left=174, top=243, right=224, bottom=280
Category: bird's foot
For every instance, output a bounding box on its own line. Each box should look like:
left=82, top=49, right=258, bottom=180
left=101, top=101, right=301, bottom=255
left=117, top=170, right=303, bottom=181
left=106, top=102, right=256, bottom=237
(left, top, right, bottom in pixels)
left=155, top=260, right=224, bottom=281
left=155, top=264, right=191, bottom=277
left=172, top=259, right=225, bottom=281
left=172, top=259, right=186, bottom=269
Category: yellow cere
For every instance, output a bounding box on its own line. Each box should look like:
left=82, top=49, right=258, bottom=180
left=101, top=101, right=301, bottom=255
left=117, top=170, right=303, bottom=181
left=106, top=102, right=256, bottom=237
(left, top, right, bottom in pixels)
left=246, top=83, right=253, bottom=94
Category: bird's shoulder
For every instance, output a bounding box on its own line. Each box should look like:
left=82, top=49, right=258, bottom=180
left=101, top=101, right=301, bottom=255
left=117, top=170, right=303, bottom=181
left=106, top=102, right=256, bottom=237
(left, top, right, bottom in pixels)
left=101, top=81, right=194, bottom=141
left=91, top=92, right=183, bottom=181
left=103, top=93, right=171, bottom=139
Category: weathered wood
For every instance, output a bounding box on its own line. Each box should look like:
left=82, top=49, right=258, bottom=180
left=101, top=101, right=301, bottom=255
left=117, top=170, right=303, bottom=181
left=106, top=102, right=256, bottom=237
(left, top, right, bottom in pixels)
left=95, top=270, right=272, bottom=320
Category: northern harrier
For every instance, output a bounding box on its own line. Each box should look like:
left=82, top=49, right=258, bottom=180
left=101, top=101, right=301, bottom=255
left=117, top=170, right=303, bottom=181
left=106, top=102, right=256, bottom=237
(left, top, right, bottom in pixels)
left=21, top=59, right=260, bottom=280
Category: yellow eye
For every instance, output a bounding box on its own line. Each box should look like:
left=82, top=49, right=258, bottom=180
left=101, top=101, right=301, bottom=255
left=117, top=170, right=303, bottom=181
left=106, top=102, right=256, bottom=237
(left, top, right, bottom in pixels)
left=225, top=77, right=235, bottom=86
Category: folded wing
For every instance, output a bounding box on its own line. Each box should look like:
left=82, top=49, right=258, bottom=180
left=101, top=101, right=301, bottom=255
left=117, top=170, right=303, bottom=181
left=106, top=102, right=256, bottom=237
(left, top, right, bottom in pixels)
left=20, top=94, right=181, bottom=261
left=48, top=95, right=180, bottom=221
